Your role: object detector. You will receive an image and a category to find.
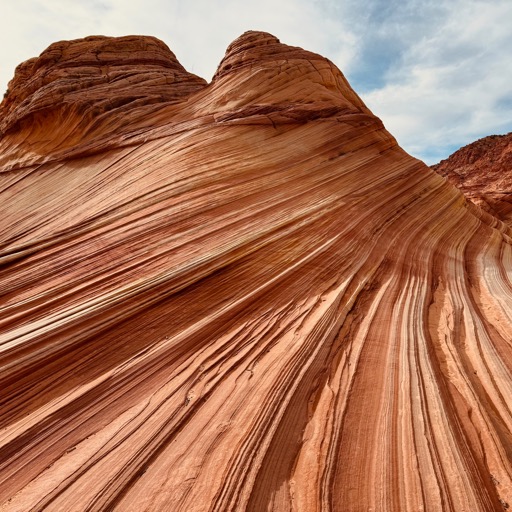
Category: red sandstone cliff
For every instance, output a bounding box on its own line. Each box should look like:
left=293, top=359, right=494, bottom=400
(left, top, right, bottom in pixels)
left=432, top=133, right=512, bottom=226
left=1, top=33, right=512, bottom=512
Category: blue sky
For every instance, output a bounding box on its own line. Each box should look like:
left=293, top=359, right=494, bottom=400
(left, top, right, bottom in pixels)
left=1, top=0, right=511, bottom=164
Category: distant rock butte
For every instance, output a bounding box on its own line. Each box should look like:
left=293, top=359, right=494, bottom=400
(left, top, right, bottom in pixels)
left=1, top=33, right=512, bottom=512
left=432, top=132, right=512, bottom=226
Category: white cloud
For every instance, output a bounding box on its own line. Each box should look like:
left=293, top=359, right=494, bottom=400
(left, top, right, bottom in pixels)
left=0, top=0, right=510, bottom=164
left=0, top=0, right=355, bottom=87
left=360, top=0, right=512, bottom=163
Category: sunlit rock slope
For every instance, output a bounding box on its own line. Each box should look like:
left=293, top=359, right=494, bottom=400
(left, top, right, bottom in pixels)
left=1, top=32, right=512, bottom=512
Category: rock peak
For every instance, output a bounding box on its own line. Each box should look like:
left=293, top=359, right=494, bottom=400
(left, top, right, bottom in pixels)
left=1, top=35, right=191, bottom=116
left=214, top=30, right=322, bottom=80
left=0, top=34, right=207, bottom=152
left=224, top=30, right=281, bottom=53
left=210, top=29, right=372, bottom=125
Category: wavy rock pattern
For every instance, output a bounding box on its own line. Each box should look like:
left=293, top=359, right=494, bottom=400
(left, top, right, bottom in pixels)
left=1, top=32, right=512, bottom=511
left=0, top=35, right=206, bottom=170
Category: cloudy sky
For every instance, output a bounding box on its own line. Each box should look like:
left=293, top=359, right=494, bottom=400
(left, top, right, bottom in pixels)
left=1, top=0, right=511, bottom=164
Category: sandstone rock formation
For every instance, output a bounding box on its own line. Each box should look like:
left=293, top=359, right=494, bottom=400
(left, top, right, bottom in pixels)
left=1, top=32, right=512, bottom=511
left=0, top=35, right=206, bottom=170
left=432, top=132, right=512, bottom=226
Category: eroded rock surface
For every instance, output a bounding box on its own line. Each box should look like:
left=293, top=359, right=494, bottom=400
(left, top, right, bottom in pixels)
left=0, top=35, right=207, bottom=168
left=433, top=132, right=512, bottom=226
left=1, top=32, right=512, bottom=512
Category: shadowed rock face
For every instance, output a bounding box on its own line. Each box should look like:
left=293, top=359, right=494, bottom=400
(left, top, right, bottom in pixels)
left=432, top=133, right=512, bottom=226
left=1, top=32, right=512, bottom=512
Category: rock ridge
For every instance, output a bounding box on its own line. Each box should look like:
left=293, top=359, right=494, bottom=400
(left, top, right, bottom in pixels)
left=0, top=32, right=380, bottom=171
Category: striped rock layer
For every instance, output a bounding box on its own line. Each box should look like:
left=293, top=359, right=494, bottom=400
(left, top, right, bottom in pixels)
left=1, top=32, right=512, bottom=512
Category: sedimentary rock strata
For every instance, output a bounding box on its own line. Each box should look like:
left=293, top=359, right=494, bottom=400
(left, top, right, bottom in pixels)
left=1, top=32, right=512, bottom=511
left=0, top=35, right=206, bottom=169
left=433, top=133, right=512, bottom=226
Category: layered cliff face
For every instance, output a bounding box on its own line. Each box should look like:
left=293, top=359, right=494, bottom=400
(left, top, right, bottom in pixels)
left=1, top=32, right=512, bottom=512
left=432, top=133, right=512, bottom=226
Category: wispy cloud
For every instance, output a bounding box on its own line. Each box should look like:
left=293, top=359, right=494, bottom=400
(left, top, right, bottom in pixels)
left=354, top=0, right=512, bottom=163
left=1, top=0, right=510, bottom=164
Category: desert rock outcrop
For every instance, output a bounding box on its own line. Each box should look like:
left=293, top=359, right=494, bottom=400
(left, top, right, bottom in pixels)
left=432, top=132, right=512, bottom=226
left=0, top=35, right=206, bottom=169
left=1, top=32, right=512, bottom=511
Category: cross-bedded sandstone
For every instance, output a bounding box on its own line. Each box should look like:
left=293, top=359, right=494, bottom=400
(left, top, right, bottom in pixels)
left=1, top=32, right=512, bottom=512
